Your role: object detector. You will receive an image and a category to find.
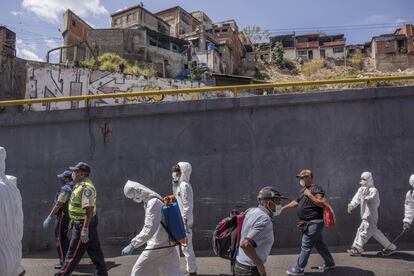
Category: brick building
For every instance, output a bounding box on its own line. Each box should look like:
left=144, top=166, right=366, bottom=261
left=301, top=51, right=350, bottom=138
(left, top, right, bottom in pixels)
left=111, top=5, right=170, bottom=35
left=155, top=6, right=201, bottom=38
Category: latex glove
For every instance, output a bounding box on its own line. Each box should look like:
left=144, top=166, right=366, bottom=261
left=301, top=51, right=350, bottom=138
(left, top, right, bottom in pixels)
left=42, top=216, right=52, bottom=229
left=403, top=222, right=411, bottom=231
left=121, top=244, right=135, bottom=256
left=80, top=227, right=89, bottom=243
left=347, top=205, right=353, bottom=214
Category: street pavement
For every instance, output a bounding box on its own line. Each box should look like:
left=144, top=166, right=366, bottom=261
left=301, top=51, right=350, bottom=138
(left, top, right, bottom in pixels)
left=22, top=245, right=414, bottom=276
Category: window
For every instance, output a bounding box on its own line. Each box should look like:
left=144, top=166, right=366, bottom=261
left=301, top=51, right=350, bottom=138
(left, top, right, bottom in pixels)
left=298, top=50, right=307, bottom=56
left=333, top=47, right=344, bottom=53
left=320, top=49, right=326, bottom=58
left=149, top=38, right=157, bottom=47
left=214, top=29, right=220, bottom=33
left=72, top=20, right=76, bottom=27
left=222, top=28, right=228, bottom=32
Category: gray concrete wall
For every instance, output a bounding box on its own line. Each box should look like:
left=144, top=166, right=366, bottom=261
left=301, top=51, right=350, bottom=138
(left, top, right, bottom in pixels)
left=1, top=86, right=414, bottom=256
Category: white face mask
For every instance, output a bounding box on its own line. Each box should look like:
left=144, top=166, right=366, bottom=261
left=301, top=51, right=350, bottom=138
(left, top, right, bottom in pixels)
left=360, top=179, right=367, bottom=186
left=71, top=172, right=77, bottom=182
left=274, top=204, right=282, bottom=217
left=299, top=179, right=305, bottom=187
left=133, top=197, right=143, bottom=203
left=172, top=172, right=179, bottom=182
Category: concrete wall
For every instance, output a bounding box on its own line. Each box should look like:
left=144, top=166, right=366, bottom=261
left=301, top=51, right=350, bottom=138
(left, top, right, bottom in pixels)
left=24, top=63, right=204, bottom=111
left=1, top=86, right=414, bottom=255
left=375, top=53, right=414, bottom=71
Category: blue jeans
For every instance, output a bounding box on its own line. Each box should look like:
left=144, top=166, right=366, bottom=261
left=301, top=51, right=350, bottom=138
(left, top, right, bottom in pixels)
left=294, top=222, right=335, bottom=270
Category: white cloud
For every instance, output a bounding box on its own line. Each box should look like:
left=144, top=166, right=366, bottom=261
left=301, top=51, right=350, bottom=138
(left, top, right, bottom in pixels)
left=22, top=0, right=108, bottom=23
left=44, top=38, right=59, bottom=49
left=16, top=39, right=42, bottom=61
left=17, top=48, right=42, bottom=61
left=11, top=10, right=24, bottom=16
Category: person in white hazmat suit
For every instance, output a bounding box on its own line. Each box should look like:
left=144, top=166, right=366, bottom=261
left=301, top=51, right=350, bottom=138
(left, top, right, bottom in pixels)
left=402, top=174, right=414, bottom=273
left=0, top=147, right=25, bottom=276
left=172, top=162, right=197, bottom=275
left=121, top=180, right=183, bottom=276
left=347, top=172, right=397, bottom=256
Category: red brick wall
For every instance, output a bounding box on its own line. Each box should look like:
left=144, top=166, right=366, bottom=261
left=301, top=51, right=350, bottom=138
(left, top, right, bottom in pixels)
left=376, top=40, right=398, bottom=54
left=63, top=10, right=93, bottom=46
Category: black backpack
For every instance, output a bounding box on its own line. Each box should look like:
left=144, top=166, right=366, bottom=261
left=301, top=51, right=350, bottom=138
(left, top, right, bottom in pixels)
left=212, top=210, right=245, bottom=273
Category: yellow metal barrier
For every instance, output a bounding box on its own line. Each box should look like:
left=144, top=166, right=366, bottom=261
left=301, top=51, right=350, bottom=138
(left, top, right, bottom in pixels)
left=0, top=75, right=413, bottom=107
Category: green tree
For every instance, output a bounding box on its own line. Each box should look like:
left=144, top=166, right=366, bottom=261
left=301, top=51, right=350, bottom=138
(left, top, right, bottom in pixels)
left=271, top=42, right=284, bottom=66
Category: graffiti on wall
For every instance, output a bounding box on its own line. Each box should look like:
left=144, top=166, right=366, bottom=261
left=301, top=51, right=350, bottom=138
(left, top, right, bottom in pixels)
left=25, top=64, right=204, bottom=111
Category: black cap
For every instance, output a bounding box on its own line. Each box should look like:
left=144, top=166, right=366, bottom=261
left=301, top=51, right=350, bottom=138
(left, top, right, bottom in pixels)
left=257, top=186, right=288, bottom=200
left=57, top=170, right=72, bottom=179
left=69, top=162, right=91, bottom=173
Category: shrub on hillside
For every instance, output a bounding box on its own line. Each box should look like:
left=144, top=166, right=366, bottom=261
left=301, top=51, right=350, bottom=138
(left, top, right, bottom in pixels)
left=301, top=59, right=325, bottom=77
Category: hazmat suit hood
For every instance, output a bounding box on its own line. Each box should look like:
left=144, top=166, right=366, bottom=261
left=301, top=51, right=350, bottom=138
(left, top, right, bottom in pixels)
left=409, top=174, right=414, bottom=189
left=360, top=172, right=374, bottom=188
left=178, top=162, right=192, bottom=183
left=124, top=180, right=161, bottom=203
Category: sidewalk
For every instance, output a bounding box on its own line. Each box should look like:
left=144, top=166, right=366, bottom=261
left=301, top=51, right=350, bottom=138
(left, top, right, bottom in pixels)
left=22, top=245, right=414, bottom=276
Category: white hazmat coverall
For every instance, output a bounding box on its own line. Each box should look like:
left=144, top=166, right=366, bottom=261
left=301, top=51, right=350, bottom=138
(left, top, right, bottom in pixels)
left=0, top=147, right=24, bottom=276
left=403, top=174, right=414, bottom=226
left=348, top=172, right=396, bottom=251
left=173, top=162, right=197, bottom=274
left=124, top=180, right=183, bottom=276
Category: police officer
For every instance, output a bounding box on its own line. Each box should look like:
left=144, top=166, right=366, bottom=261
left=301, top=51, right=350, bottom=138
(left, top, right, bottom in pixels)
left=42, top=170, right=73, bottom=269
left=55, top=162, right=108, bottom=276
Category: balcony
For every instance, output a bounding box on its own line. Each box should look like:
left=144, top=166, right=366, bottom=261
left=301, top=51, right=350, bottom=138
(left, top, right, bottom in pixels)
left=296, top=41, right=319, bottom=49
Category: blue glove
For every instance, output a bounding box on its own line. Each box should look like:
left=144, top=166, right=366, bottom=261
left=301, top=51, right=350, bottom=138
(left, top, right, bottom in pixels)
left=42, top=216, right=52, bottom=229
left=121, top=244, right=135, bottom=256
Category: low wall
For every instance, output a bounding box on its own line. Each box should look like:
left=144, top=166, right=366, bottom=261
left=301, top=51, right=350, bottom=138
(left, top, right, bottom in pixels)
left=1, top=86, right=414, bottom=255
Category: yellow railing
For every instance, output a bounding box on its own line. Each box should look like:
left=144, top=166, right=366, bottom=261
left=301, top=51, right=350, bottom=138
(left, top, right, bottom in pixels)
left=0, top=75, right=413, bottom=107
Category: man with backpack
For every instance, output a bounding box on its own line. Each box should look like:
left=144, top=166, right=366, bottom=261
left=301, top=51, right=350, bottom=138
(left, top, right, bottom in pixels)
left=121, top=180, right=183, bottom=276
left=283, top=170, right=335, bottom=276
left=42, top=170, right=73, bottom=269
left=234, top=186, right=287, bottom=276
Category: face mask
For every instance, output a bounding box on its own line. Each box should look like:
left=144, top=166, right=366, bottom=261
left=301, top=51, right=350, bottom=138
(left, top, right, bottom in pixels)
left=360, top=179, right=367, bottom=186
left=299, top=179, right=305, bottom=187
left=274, top=204, right=282, bottom=217
left=133, top=197, right=143, bottom=203
left=71, top=172, right=77, bottom=182
left=172, top=172, right=179, bottom=183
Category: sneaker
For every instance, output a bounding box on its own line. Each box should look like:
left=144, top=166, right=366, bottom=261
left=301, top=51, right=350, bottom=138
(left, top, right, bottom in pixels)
left=286, top=267, right=304, bottom=276
left=381, top=248, right=397, bottom=256
left=321, top=264, right=336, bottom=271
left=347, top=247, right=362, bottom=256
left=186, top=273, right=197, bottom=276
left=54, top=264, right=62, bottom=270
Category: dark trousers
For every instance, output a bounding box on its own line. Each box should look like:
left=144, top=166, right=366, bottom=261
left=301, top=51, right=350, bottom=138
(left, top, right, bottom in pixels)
left=54, top=212, right=70, bottom=265
left=55, top=217, right=108, bottom=276
left=234, top=261, right=262, bottom=276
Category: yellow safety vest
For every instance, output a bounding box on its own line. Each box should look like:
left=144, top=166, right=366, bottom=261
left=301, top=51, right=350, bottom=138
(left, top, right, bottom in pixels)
left=69, top=178, right=97, bottom=221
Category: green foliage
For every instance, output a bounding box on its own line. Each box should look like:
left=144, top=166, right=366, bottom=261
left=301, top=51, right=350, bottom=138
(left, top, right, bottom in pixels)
left=78, top=53, right=156, bottom=77
left=350, top=53, right=363, bottom=70
left=301, top=59, right=325, bottom=77
left=281, top=59, right=298, bottom=74
left=271, top=42, right=284, bottom=66
left=78, top=59, right=96, bottom=69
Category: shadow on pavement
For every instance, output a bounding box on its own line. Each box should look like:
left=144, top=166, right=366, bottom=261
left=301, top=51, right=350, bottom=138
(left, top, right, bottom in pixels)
left=362, top=252, right=414, bottom=261
left=73, top=261, right=120, bottom=273
left=305, top=266, right=374, bottom=275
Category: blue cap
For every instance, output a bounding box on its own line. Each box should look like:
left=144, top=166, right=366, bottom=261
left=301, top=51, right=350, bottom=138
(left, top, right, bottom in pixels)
left=57, top=170, right=72, bottom=179
left=69, top=162, right=91, bottom=173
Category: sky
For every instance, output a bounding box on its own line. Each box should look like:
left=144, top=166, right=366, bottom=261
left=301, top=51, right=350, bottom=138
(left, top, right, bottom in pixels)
left=1, top=0, right=413, bottom=62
